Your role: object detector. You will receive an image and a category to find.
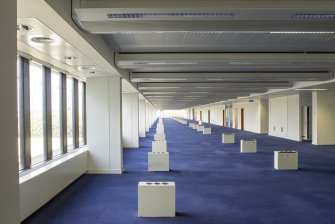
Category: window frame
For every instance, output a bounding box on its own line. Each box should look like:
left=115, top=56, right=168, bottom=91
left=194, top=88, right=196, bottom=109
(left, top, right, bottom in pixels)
left=17, top=55, right=87, bottom=172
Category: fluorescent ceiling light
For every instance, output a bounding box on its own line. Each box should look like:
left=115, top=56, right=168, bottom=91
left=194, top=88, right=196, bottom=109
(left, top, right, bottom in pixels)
left=145, top=62, right=198, bottom=65
left=206, top=79, right=224, bottom=81
left=31, top=37, right=54, bottom=44
left=229, top=61, right=291, bottom=65
left=119, top=31, right=265, bottom=34
left=78, top=65, right=96, bottom=71
left=147, top=96, right=174, bottom=98
left=270, top=31, right=335, bottom=34
left=141, top=87, right=181, bottom=89
left=142, top=78, right=187, bottom=81
left=295, top=88, right=328, bottom=91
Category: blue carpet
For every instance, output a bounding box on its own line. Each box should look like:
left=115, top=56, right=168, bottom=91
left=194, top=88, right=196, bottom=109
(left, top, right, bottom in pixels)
left=23, top=118, right=335, bottom=224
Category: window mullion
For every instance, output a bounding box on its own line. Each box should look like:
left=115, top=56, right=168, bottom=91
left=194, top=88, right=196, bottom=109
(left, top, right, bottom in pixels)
left=20, top=56, right=31, bottom=169
left=43, top=66, right=52, bottom=160
left=83, top=82, right=87, bottom=145
left=73, top=79, right=79, bottom=148
left=60, top=73, right=67, bottom=154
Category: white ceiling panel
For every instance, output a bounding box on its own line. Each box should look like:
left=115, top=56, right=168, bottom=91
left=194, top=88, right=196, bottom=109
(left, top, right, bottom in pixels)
left=70, top=0, right=335, bottom=109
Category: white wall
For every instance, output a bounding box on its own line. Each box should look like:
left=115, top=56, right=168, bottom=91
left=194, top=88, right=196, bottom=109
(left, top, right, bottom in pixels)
left=192, top=104, right=225, bottom=126
left=139, top=99, right=146, bottom=138
left=0, top=0, right=20, bottom=223
left=269, top=95, right=301, bottom=141
left=20, top=149, right=88, bottom=221
left=210, top=104, right=225, bottom=126
left=122, top=93, right=139, bottom=148
left=312, top=91, right=335, bottom=145
left=162, top=110, right=187, bottom=118
left=233, top=100, right=261, bottom=133
left=87, top=77, right=123, bottom=174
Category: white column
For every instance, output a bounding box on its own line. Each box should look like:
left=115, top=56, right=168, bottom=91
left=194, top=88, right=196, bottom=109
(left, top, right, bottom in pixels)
left=122, top=93, right=139, bottom=148
left=87, top=77, right=123, bottom=174
left=145, top=101, right=150, bottom=132
left=312, top=91, right=335, bottom=145
left=139, top=99, right=146, bottom=137
left=149, top=106, right=153, bottom=127
left=0, top=0, right=20, bottom=223
left=260, top=99, right=269, bottom=134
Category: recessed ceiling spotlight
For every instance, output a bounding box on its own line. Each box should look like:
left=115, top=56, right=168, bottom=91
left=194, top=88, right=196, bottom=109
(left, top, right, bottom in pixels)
left=90, top=71, right=100, bottom=74
left=31, top=37, right=54, bottom=44
left=64, top=56, right=78, bottom=60
left=17, top=24, right=33, bottom=31
left=78, top=65, right=96, bottom=71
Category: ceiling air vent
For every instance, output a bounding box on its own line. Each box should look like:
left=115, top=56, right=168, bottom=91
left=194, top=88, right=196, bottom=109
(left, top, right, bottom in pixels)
left=107, top=12, right=235, bottom=19
left=291, top=14, right=335, bottom=20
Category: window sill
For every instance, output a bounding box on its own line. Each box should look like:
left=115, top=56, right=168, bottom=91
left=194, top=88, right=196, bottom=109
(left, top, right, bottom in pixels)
left=19, top=146, right=87, bottom=184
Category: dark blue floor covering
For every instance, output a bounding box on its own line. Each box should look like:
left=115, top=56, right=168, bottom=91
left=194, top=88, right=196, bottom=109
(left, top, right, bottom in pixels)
left=23, top=118, right=335, bottom=224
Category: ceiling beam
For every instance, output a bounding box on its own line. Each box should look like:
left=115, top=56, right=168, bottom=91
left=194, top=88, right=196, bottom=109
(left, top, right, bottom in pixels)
left=138, top=82, right=292, bottom=90
left=131, top=72, right=332, bottom=82
left=117, top=53, right=335, bottom=62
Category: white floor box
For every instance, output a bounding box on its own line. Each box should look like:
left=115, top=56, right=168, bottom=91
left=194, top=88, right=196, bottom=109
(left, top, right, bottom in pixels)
left=274, top=151, right=298, bottom=170
left=152, top=140, right=167, bottom=152
left=154, top=134, right=166, bottom=141
left=203, top=127, right=211, bottom=134
left=192, top=124, right=198, bottom=130
left=222, top=133, right=235, bottom=144
left=240, top=139, right=257, bottom=153
left=138, top=182, right=176, bottom=217
left=148, top=152, right=169, bottom=171
left=197, top=125, right=204, bottom=132
left=189, top=123, right=194, bottom=128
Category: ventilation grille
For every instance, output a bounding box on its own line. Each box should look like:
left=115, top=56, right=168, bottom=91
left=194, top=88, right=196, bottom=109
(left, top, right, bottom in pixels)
left=107, top=12, right=235, bottom=19
left=291, top=14, right=335, bottom=20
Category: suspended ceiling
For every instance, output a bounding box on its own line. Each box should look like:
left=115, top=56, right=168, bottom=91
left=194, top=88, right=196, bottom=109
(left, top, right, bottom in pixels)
left=17, top=0, right=335, bottom=110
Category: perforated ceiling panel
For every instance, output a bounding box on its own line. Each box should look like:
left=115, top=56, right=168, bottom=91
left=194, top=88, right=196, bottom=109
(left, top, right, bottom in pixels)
left=104, top=32, right=335, bottom=53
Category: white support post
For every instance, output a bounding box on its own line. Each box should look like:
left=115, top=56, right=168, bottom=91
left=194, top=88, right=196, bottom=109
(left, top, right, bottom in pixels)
left=122, top=93, right=139, bottom=148
left=312, top=91, right=335, bottom=145
left=139, top=99, right=146, bottom=138
left=87, top=77, right=123, bottom=174
left=0, top=1, right=20, bottom=223
left=145, top=101, right=150, bottom=132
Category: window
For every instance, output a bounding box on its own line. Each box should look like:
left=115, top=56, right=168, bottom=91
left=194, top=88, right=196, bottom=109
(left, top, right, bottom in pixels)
left=78, top=82, right=84, bottom=145
left=17, top=55, right=86, bottom=172
left=67, top=76, right=74, bottom=150
left=51, top=70, right=62, bottom=157
left=29, top=61, right=45, bottom=165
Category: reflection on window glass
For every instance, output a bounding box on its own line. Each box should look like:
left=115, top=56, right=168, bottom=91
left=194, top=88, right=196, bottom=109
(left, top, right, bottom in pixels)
left=17, top=56, right=22, bottom=170
left=51, top=70, right=62, bottom=157
left=78, top=82, right=84, bottom=145
left=30, top=61, right=45, bottom=165
left=67, top=77, right=74, bottom=150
